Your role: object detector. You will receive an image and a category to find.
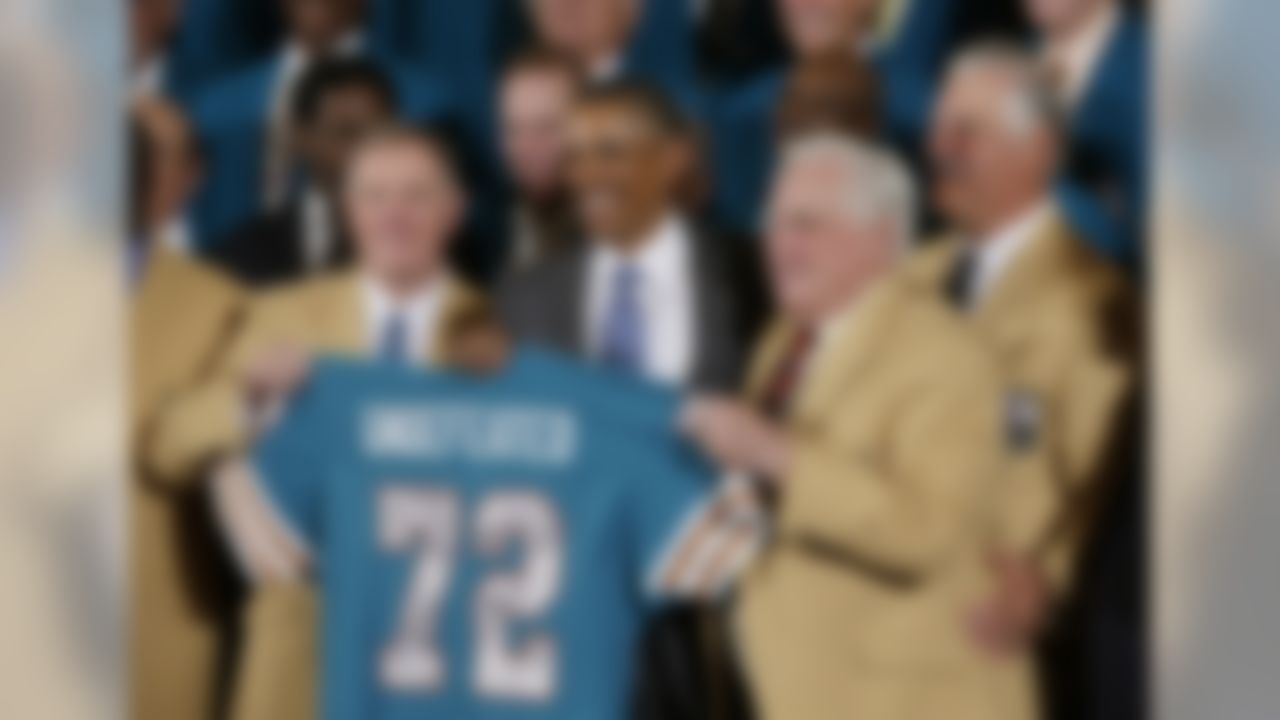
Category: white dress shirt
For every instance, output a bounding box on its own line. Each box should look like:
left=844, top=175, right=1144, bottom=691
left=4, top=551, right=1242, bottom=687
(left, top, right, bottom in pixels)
left=585, top=214, right=696, bottom=386
left=263, top=31, right=365, bottom=208
left=970, top=201, right=1054, bottom=303
left=1045, top=2, right=1120, bottom=110
left=361, top=273, right=449, bottom=364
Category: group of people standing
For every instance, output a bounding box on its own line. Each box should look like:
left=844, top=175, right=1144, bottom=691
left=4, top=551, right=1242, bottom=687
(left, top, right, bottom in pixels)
left=129, top=0, right=1147, bottom=719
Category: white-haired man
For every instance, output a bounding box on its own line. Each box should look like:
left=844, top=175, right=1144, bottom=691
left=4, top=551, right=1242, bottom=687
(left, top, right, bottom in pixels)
left=905, top=42, right=1139, bottom=716
left=681, top=133, right=1029, bottom=720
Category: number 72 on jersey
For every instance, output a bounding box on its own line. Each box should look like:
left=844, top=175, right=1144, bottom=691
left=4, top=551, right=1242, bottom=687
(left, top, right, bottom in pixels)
left=378, top=486, right=564, bottom=703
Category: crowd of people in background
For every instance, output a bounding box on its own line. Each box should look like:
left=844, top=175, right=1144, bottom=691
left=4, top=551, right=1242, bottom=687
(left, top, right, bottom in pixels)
left=128, top=0, right=1148, bottom=719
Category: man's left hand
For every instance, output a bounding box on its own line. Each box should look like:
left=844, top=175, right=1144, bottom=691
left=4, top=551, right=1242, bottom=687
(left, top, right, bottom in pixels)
left=680, top=397, right=791, bottom=480
left=968, top=552, right=1052, bottom=658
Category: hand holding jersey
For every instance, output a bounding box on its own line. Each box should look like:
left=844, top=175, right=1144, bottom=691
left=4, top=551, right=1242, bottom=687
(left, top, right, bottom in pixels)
left=241, top=342, right=312, bottom=410
left=215, top=350, right=765, bottom=719
left=679, top=397, right=793, bottom=481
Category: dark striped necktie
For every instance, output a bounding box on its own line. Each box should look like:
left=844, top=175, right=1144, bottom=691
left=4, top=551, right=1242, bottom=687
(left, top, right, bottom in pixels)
left=759, top=327, right=817, bottom=420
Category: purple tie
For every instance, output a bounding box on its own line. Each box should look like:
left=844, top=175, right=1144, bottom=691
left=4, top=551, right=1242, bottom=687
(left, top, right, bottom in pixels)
left=599, top=263, right=646, bottom=374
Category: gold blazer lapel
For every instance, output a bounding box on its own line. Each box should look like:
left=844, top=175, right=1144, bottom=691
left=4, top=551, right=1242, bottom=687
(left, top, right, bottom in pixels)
left=320, top=272, right=367, bottom=354
left=976, top=211, right=1074, bottom=328
left=744, top=321, right=795, bottom=404
left=793, top=280, right=901, bottom=424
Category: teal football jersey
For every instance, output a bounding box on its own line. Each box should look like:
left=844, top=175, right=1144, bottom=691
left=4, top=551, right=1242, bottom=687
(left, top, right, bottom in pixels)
left=251, top=349, right=717, bottom=720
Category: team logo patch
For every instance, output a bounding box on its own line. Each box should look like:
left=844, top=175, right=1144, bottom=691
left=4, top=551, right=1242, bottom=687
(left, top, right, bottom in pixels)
left=1004, top=388, right=1042, bottom=453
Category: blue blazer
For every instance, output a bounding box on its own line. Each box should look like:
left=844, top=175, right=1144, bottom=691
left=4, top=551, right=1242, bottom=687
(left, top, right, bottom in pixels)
left=708, top=0, right=963, bottom=234
left=370, top=0, right=522, bottom=122
left=632, top=0, right=698, bottom=88
left=168, top=0, right=283, bottom=102
left=1056, top=11, right=1149, bottom=276
left=187, top=51, right=454, bottom=249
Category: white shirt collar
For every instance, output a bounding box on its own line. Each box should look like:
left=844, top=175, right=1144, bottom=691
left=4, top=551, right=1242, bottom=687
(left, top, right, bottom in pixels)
left=1046, top=2, right=1120, bottom=108
left=591, top=213, right=688, bottom=280
left=816, top=296, right=861, bottom=357
left=361, top=272, right=449, bottom=364
left=588, top=51, right=626, bottom=84
left=971, top=201, right=1053, bottom=302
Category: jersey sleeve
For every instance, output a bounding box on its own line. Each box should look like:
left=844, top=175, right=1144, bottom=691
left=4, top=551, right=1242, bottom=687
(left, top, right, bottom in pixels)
left=626, top=437, right=756, bottom=601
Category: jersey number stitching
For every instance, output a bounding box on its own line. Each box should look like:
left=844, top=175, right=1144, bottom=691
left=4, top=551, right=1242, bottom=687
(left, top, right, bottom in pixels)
left=378, top=486, right=563, bottom=703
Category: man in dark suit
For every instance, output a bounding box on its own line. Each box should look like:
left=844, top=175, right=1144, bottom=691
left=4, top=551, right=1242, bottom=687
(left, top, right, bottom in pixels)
left=1028, top=0, right=1148, bottom=275
left=497, top=48, right=586, bottom=276
left=501, top=80, right=764, bottom=392
left=187, top=0, right=454, bottom=248
left=206, top=59, right=395, bottom=287
left=368, top=0, right=703, bottom=280
left=501, top=80, right=763, bottom=720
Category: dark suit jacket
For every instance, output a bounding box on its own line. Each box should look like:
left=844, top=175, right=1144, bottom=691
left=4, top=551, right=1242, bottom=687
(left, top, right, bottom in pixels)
left=205, top=204, right=351, bottom=288
left=498, top=228, right=766, bottom=392
left=501, top=227, right=765, bottom=720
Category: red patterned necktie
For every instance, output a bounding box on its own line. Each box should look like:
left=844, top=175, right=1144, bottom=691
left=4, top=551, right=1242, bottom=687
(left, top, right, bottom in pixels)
left=759, top=327, right=817, bottom=420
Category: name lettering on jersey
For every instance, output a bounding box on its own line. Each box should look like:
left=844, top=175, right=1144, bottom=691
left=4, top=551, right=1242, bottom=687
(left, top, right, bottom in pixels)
left=363, top=404, right=579, bottom=467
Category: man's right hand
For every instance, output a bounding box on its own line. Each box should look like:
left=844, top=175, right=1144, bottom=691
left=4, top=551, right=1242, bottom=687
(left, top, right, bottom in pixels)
left=242, top=342, right=312, bottom=409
